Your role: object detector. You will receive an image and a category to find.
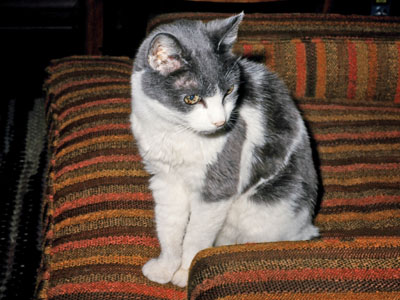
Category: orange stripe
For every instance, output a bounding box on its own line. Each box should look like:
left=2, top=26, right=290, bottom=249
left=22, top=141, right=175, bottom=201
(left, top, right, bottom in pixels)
left=314, top=38, right=327, bottom=99
left=54, top=169, right=148, bottom=190
left=300, top=103, right=400, bottom=113
left=51, top=235, right=158, bottom=254
left=323, top=175, right=400, bottom=186
left=58, top=107, right=131, bottom=131
left=395, top=41, right=400, bottom=103
left=218, top=293, right=400, bottom=300
left=317, top=210, right=399, bottom=223
left=54, top=79, right=129, bottom=101
left=58, top=123, right=132, bottom=149
left=54, top=209, right=154, bottom=231
left=48, top=281, right=186, bottom=299
left=321, top=162, right=400, bottom=172
left=308, top=114, right=400, bottom=122
left=198, top=268, right=400, bottom=284
left=55, top=135, right=133, bottom=159
left=57, top=84, right=131, bottom=107
left=51, top=255, right=146, bottom=270
left=192, top=237, right=400, bottom=262
left=347, top=40, right=357, bottom=99
left=191, top=269, right=400, bottom=300
left=54, top=192, right=152, bottom=218
left=49, top=58, right=131, bottom=74
left=58, top=98, right=130, bottom=120
left=295, top=40, right=307, bottom=97
left=55, top=154, right=142, bottom=179
left=322, top=195, right=400, bottom=207
left=314, top=131, right=400, bottom=141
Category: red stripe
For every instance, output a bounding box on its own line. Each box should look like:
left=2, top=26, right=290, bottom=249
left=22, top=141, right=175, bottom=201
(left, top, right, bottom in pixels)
left=51, top=235, right=159, bottom=254
left=55, top=154, right=142, bottom=179
left=243, top=44, right=253, bottom=57
left=58, top=98, right=130, bottom=120
left=321, top=162, right=400, bottom=173
left=300, top=103, right=400, bottom=113
left=295, top=41, right=307, bottom=97
left=315, top=131, right=400, bottom=141
left=321, top=195, right=400, bottom=207
left=58, top=123, right=131, bottom=147
left=54, top=192, right=152, bottom=218
left=347, top=41, right=358, bottom=99
left=48, top=281, right=186, bottom=299
left=395, top=42, right=400, bottom=103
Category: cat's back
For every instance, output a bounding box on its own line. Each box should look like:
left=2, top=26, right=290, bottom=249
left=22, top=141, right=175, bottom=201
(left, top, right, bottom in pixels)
left=238, top=58, right=303, bottom=136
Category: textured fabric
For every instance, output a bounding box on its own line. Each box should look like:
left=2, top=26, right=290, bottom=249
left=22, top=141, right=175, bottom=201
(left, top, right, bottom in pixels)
left=37, top=13, right=400, bottom=300
left=37, top=55, right=400, bottom=299
left=0, top=98, right=47, bottom=299
left=148, top=13, right=400, bottom=103
left=189, top=237, right=400, bottom=299
left=300, top=98, right=400, bottom=237
left=238, top=39, right=400, bottom=102
left=37, top=56, right=186, bottom=300
left=147, top=13, right=400, bottom=40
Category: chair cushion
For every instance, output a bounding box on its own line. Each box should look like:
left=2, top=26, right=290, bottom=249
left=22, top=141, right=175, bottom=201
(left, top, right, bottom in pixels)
left=189, top=237, right=400, bottom=299
left=37, top=54, right=400, bottom=300
left=38, top=56, right=185, bottom=300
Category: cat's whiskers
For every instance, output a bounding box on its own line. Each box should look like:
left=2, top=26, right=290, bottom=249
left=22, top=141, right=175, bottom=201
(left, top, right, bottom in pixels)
left=224, top=56, right=242, bottom=79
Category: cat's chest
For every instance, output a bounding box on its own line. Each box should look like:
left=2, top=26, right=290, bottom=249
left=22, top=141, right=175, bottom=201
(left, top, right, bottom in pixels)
left=133, top=115, right=227, bottom=175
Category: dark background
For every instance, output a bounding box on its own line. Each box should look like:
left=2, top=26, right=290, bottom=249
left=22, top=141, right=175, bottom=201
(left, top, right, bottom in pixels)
left=1, top=0, right=399, bottom=100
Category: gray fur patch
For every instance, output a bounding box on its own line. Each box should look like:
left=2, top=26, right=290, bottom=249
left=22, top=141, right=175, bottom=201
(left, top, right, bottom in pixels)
left=202, top=118, right=246, bottom=202
left=133, top=17, right=242, bottom=117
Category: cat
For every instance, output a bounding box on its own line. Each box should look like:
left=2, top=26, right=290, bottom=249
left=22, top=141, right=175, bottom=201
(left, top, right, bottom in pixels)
left=130, top=12, right=319, bottom=288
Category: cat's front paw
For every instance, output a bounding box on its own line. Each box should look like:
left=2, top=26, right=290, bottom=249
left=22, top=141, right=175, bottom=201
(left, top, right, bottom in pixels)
left=172, top=268, right=189, bottom=288
left=142, top=258, right=178, bottom=284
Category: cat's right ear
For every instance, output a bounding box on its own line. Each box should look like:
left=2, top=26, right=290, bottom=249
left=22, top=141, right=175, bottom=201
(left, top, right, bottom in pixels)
left=147, top=33, right=184, bottom=76
left=206, top=12, right=244, bottom=52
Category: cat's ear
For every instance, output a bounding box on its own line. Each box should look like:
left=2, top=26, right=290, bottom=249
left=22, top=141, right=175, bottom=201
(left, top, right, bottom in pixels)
left=207, top=12, right=244, bottom=51
left=147, top=33, right=185, bottom=76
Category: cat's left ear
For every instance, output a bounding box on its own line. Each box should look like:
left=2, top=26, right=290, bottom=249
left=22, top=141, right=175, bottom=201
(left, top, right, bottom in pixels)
left=147, top=33, right=185, bottom=76
left=207, top=12, right=244, bottom=51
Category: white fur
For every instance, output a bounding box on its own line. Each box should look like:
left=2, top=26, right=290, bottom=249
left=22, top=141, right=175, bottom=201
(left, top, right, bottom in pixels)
left=237, top=104, right=266, bottom=193
left=131, top=71, right=230, bottom=287
left=131, top=71, right=317, bottom=288
left=216, top=189, right=318, bottom=246
left=186, top=87, right=234, bottom=132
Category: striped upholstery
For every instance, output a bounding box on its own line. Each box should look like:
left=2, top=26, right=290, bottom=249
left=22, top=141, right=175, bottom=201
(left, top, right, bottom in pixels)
left=148, top=13, right=400, bottom=103
left=189, top=237, right=400, bottom=299
left=240, top=39, right=400, bottom=102
left=37, top=13, right=400, bottom=300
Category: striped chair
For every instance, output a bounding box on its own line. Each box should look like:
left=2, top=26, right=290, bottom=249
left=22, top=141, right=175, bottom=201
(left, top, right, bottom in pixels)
left=37, top=13, right=400, bottom=300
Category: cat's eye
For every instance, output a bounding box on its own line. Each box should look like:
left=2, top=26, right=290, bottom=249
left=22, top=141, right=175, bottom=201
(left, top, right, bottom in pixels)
left=184, top=94, right=202, bottom=105
left=226, top=85, right=235, bottom=96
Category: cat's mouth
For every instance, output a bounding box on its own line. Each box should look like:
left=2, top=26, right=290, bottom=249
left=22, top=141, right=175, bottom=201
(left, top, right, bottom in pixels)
left=196, top=123, right=228, bottom=136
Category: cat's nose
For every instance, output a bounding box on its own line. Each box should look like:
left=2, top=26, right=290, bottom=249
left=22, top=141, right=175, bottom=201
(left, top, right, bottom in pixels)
left=213, top=120, right=226, bottom=127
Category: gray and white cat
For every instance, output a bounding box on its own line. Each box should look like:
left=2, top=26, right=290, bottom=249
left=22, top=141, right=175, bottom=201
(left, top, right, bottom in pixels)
left=130, top=13, right=319, bottom=288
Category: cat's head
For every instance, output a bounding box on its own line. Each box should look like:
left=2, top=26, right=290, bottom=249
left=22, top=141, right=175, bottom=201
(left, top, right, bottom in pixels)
left=133, top=13, right=244, bottom=134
